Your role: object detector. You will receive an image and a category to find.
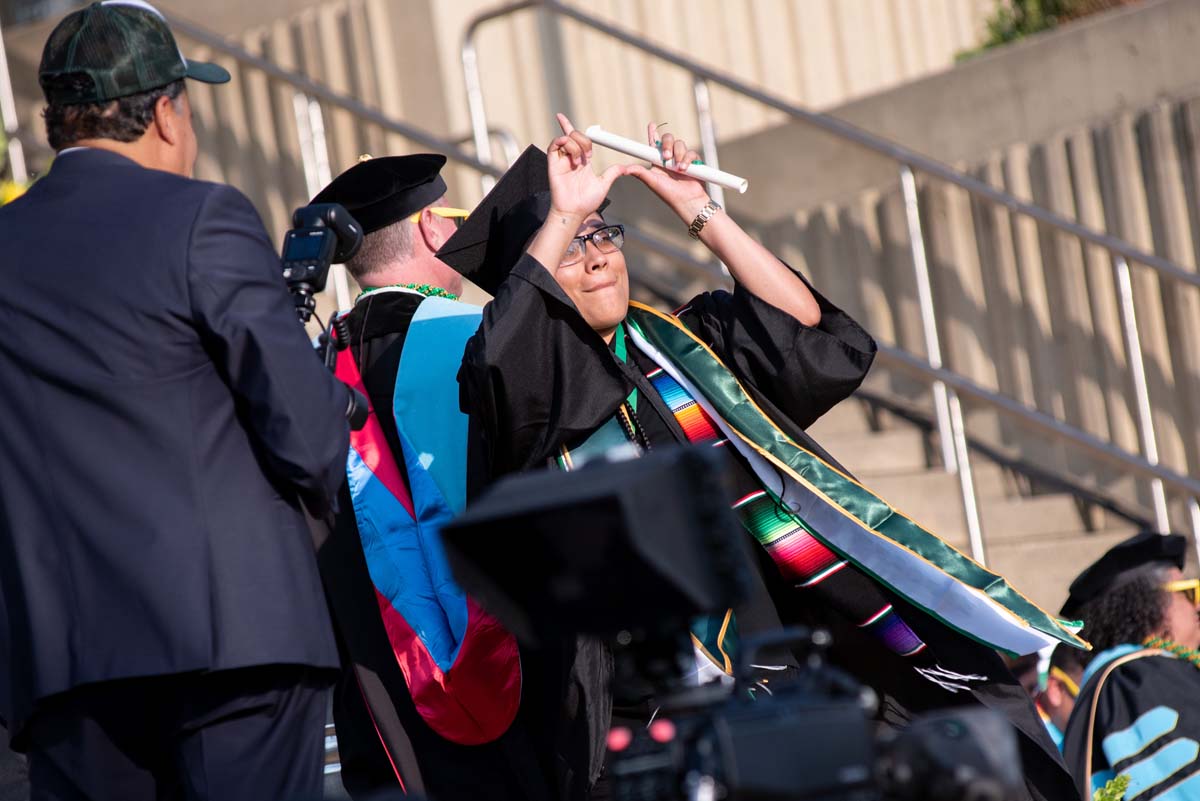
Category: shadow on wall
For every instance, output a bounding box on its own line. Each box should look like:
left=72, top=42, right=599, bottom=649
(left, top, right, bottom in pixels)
left=734, top=104, right=1200, bottom=525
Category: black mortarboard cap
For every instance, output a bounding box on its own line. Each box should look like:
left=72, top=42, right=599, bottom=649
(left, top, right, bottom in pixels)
left=436, top=146, right=548, bottom=295
left=1060, top=530, right=1187, bottom=618
left=312, top=154, right=448, bottom=234
left=437, top=145, right=608, bottom=295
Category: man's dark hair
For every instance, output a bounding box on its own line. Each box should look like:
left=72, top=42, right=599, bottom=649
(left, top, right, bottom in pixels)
left=42, top=77, right=185, bottom=150
left=1077, top=564, right=1169, bottom=662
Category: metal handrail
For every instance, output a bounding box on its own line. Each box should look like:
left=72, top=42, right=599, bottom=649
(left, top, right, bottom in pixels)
left=636, top=250, right=1200, bottom=529
left=463, top=0, right=1199, bottom=547
left=463, top=0, right=1200, bottom=292
left=636, top=255, right=1200, bottom=530
left=165, top=14, right=503, bottom=180
left=448, top=127, right=523, bottom=168
left=157, top=12, right=720, bottom=292
left=874, top=345, right=1200, bottom=500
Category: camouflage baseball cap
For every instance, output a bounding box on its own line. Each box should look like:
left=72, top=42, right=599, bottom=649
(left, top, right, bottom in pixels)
left=38, top=0, right=230, bottom=105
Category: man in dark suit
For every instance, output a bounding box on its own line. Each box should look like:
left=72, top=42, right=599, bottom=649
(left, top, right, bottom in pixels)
left=0, top=3, right=353, bottom=799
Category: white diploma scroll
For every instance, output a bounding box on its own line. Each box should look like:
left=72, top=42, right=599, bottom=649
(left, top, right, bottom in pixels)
left=584, top=125, right=749, bottom=194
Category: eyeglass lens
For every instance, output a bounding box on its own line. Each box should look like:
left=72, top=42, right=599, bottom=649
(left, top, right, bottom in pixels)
left=562, top=226, right=624, bottom=265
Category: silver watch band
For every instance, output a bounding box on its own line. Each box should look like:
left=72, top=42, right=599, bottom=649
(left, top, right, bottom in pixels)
left=687, top=200, right=722, bottom=239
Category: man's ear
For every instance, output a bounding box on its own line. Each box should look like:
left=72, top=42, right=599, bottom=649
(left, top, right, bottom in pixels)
left=152, top=94, right=180, bottom=146
left=1044, top=680, right=1062, bottom=708
left=416, top=209, right=447, bottom=252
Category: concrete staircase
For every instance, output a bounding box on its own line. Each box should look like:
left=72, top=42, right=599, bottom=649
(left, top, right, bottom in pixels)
left=806, top=397, right=1140, bottom=615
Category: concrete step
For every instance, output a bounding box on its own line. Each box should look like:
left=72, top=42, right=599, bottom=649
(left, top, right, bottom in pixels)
left=986, top=529, right=1144, bottom=615
left=803, top=401, right=1148, bottom=619
left=981, top=495, right=1086, bottom=541
left=808, top=399, right=874, bottom=437
left=819, top=428, right=929, bottom=477
left=862, top=471, right=969, bottom=548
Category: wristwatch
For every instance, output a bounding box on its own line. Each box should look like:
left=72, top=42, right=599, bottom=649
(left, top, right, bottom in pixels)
left=687, top=200, right=722, bottom=239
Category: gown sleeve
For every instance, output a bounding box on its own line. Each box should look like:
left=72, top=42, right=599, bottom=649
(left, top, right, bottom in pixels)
left=674, top=268, right=876, bottom=430
left=458, top=254, right=633, bottom=477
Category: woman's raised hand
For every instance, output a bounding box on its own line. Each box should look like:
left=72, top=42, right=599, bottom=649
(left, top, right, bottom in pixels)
left=547, top=113, right=630, bottom=222
left=623, top=122, right=712, bottom=221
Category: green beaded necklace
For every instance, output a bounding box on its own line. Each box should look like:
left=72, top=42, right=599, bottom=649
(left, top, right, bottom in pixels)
left=1143, top=636, right=1200, bottom=670
left=356, top=283, right=459, bottom=303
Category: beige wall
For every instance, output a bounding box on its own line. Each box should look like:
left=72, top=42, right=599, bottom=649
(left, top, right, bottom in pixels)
left=5, top=0, right=994, bottom=228
left=434, top=0, right=993, bottom=164
left=686, top=0, right=1200, bottom=529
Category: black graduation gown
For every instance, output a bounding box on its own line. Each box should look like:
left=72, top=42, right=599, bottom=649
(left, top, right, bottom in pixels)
left=458, top=255, right=1080, bottom=801
left=1063, top=648, right=1200, bottom=800
left=317, top=289, right=548, bottom=801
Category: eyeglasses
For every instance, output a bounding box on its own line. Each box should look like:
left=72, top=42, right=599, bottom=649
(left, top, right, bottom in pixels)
left=1049, top=666, right=1079, bottom=699
left=1163, top=578, right=1200, bottom=608
left=409, top=207, right=470, bottom=228
left=561, top=224, right=625, bottom=267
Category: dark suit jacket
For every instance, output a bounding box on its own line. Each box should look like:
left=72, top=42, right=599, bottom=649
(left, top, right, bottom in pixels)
left=0, top=149, right=349, bottom=745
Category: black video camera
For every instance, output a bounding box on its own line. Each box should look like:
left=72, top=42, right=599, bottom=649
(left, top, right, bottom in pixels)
left=280, top=203, right=368, bottom=430
left=442, top=447, right=1024, bottom=801
left=281, top=203, right=363, bottom=324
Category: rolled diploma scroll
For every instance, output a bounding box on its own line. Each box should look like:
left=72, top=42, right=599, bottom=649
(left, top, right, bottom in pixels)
left=584, top=125, right=749, bottom=194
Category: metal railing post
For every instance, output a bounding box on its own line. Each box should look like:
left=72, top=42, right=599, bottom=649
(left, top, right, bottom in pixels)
left=292, top=92, right=350, bottom=311
left=691, top=77, right=728, bottom=276
left=450, top=128, right=522, bottom=168
left=899, top=165, right=986, bottom=562
left=899, top=166, right=956, bottom=472
left=0, top=18, right=27, bottom=184
left=949, top=393, right=987, bottom=564
left=461, top=34, right=496, bottom=194
left=691, top=78, right=725, bottom=210
left=1113, top=254, right=1171, bottom=533
left=293, top=94, right=322, bottom=204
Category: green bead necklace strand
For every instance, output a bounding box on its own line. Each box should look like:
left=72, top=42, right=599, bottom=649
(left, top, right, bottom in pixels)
left=356, top=283, right=459, bottom=303
left=1143, top=636, right=1200, bottom=670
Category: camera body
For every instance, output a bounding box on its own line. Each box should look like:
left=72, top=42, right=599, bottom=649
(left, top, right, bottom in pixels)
left=443, top=446, right=1024, bottom=801
left=279, top=202, right=369, bottom=429
left=608, top=633, right=878, bottom=801
left=281, top=203, right=363, bottom=323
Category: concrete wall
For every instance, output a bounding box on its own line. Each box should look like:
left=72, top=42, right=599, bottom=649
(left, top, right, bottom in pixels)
left=693, top=0, right=1200, bottom=527
left=439, top=0, right=992, bottom=160
left=3, top=0, right=994, bottom=235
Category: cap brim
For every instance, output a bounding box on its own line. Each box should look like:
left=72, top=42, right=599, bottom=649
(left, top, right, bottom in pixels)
left=184, top=59, right=231, bottom=85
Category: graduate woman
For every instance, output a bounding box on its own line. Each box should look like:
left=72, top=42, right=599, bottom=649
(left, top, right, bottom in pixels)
left=439, top=116, right=1084, bottom=801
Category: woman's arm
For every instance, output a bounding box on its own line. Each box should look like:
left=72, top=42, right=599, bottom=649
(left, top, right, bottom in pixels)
left=526, top=114, right=633, bottom=271
left=626, top=123, right=821, bottom=326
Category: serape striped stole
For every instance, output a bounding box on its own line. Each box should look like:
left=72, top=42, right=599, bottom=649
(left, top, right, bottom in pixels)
left=647, top=362, right=928, bottom=660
